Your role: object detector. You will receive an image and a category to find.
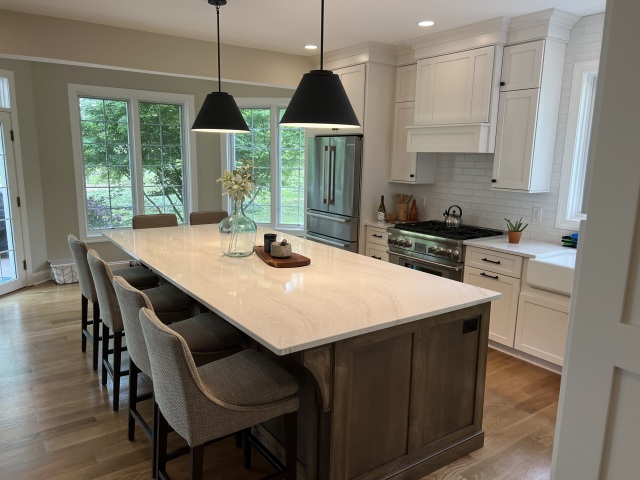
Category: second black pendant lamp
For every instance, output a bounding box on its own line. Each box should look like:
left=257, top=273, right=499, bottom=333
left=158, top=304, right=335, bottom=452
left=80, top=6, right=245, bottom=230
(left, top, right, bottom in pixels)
left=280, top=0, right=360, bottom=129
left=192, top=0, right=249, bottom=133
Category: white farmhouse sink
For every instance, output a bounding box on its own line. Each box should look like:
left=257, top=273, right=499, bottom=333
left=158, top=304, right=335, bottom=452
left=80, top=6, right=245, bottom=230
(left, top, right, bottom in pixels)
left=527, top=250, right=577, bottom=296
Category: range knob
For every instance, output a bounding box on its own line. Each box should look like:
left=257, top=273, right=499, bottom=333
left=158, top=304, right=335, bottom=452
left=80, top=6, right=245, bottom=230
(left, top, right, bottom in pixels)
left=451, top=250, right=460, bottom=260
left=445, top=249, right=453, bottom=258
left=428, top=246, right=437, bottom=253
left=434, top=247, right=445, bottom=256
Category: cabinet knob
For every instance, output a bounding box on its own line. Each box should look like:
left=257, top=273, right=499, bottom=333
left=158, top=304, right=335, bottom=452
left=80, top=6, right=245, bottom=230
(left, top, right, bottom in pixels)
left=500, top=81, right=506, bottom=86
left=491, top=179, right=497, bottom=183
left=410, top=174, right=415, bottom=178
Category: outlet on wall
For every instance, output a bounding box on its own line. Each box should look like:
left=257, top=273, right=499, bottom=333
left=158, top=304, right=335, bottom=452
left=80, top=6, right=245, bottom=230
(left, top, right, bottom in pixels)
left=533, top=207, right=543, bottom=223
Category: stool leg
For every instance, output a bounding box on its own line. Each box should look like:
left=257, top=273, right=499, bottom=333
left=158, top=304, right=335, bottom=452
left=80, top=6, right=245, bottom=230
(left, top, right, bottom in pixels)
left=92, top=302, right=100, bottom=371
left=128, top=360, right=139, bottom=440
left=112, top=331, right=122, bottom=412
left=152, top=400, right=158, bottom=479
left=156, top=407, right=168, bottom=479
left=101, top=323, right=109, bottom=386
left=284, top=412, right=297, bottom=480
left=190, top=445, right=204, bottom=480
left=242, top=428, right=251, bottom=469
left=81, top=295, right=88, bottom=352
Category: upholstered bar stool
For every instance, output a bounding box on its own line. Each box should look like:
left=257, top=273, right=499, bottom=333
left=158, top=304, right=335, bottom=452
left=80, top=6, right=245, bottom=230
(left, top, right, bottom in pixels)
left=87, top=249, right=193, bottom=411
left=68, top=234, right=159, bottom=370
left=132, top=213, right=178, bottom=229
left=189, top=210, right=228, bottom=225
left=140, top=307, right=299, bottom=480
left=113, top=276, right=243, bottom=477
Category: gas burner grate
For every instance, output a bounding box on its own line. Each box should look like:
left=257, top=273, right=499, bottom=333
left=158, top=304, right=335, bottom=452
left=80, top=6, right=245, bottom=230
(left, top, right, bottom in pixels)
left=394, top=220, right=503, bottom=240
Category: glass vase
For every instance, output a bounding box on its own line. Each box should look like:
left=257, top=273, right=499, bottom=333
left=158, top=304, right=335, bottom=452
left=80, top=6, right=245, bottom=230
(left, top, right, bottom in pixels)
left=218, top=200, right=257, bottom=257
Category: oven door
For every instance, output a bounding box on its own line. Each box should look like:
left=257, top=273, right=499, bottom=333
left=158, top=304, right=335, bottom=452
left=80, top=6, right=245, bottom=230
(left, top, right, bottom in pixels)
left=388, top=251, right=463, bottom=282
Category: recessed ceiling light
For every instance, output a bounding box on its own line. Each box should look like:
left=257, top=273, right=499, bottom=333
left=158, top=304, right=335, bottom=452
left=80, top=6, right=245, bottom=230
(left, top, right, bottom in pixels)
left=418, top=20, right=435, bottom=27
left=305, top=44, right=318, bottom=50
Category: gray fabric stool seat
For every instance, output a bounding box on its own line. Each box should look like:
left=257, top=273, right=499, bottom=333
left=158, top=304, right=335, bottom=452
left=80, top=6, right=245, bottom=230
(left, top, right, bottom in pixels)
left=87, top=249, right=194, bottom=411
left=113, top=275, right=243, bottom=478
left=140, top=307, right=299, bottom=480
left=68, top=234, right=159, bottom=370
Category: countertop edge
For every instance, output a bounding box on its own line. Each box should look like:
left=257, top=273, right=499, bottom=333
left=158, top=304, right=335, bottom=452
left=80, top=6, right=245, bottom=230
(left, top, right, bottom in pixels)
left=463, top=237, right=569, bottom=258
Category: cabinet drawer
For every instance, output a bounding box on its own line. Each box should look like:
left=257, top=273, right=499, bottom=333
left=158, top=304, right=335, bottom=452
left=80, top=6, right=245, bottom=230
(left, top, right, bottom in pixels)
left=465, top=247, right=523, bottom=278
left=464, top=266, right=520, bottom=347
left=366, top=226, right=388, bottom=247
left=366, top=244, right=389, bottom=262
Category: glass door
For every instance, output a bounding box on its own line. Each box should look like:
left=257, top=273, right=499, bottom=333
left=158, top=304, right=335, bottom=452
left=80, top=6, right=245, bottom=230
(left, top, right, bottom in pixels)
left=0, top=111, right=26, bottom=295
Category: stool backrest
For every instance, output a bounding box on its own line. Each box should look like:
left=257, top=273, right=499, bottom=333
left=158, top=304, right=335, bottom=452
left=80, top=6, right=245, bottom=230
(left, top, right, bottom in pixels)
left=87, top=249, right=123, bottom=332
left=139, top=307, right=205, bottom=443
left=189, top=210, right=228, bottom=225
left=132, top=214, right=178, bottom=229
left=68, top=234, right=97, bottom=303
left=113, top=276, right=154, bottom=377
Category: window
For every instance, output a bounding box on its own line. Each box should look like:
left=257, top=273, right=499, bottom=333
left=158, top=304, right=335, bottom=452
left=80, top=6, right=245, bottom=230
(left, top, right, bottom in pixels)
left=69, top=85, right=197, bottom=239
left=556, top=60, right=599, bottom=230
left=221, top=100, right=305, bottom=229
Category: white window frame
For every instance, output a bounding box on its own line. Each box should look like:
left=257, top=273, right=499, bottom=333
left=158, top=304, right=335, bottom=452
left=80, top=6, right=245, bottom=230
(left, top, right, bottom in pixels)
left=220, top=98, right=305, bottom=233
left=68, top=84, right=198, bottom=241
left=556, top=60, right=599, bottom=230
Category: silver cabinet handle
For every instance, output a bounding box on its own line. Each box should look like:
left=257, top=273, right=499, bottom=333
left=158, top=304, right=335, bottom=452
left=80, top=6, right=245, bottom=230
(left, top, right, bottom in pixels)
left=306, top=233, right=351, bottom=248
left=306, top=211, right=351, bottom=223
left=389, top=252, right=463, bottom=272
left=323, top=146, right=329, bottom=204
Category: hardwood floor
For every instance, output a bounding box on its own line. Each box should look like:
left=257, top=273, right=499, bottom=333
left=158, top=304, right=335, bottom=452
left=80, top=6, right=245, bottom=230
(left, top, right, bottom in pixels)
left=0, top=282, right=561, bottom=479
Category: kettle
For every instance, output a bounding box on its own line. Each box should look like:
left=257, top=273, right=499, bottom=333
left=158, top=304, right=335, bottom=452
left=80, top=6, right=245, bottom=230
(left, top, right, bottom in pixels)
left=443, top=205, right=463, bottom=227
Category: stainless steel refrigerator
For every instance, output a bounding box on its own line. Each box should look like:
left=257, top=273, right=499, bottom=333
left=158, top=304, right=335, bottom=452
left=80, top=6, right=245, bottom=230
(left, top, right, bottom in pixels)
left=306, top=135, right=363, bottom=252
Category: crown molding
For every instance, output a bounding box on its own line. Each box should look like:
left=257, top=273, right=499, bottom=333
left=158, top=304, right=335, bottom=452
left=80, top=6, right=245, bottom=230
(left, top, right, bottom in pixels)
left=313, top=42, right=397, bottom=71
left=507, top=8, right=581, bottom=44
left=407, top=17, right=510, bottom=60
left=395, top=45, right=415, bottom=67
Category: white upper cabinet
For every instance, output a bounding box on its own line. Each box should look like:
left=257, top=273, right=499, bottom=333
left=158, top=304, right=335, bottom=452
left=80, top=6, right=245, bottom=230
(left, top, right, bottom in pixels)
left=390, top=102, right=436, bottom=183
left=414, top=46, right=496, bottom=125
left=500, top=40, right=544, bottom=91
left=395, top=64, right=417, bottom=102
left=334, top=64, right=366, bottom=134
left=492, top=38, right=566, bottom=192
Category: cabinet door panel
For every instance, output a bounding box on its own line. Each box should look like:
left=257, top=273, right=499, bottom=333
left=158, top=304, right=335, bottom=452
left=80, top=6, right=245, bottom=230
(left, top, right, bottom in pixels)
left=395, top=64, right=417, bottom=102
left=515, top=293, right=569, bottom=366
left=390, top=103, right=418, bottom=181
left=492, top=89, right=539, bottom=190
left=336, top=64, right=366, bottom=134
left=500, top=40, right=544, bottom=91
left=415, top=46, right=495, bottom=125
left=464, top=266, right=520, bottom=347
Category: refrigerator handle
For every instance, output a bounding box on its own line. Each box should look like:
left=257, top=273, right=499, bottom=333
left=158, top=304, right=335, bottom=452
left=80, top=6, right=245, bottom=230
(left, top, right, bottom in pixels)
left=323, top=146, right=329, bottom=204
left=329, top=146, right=336, bottom=205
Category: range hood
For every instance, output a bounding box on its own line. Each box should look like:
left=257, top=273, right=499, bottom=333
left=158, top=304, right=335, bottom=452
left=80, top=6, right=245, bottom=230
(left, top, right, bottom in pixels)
left=406, top=123, right=494, bottom=154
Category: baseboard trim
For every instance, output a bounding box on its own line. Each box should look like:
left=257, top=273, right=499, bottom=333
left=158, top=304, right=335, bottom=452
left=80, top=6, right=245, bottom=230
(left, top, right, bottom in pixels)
left=488, top=341, right=563, bottom=374
left=32, top=269, right=52, bottom=285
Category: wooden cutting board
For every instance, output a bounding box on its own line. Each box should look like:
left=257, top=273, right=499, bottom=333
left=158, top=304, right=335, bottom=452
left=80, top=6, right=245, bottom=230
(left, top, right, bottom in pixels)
left=254, top=246, right=311, bottom=268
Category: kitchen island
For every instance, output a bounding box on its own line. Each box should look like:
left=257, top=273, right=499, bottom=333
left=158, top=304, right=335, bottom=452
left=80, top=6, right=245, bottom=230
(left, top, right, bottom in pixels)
left=103, top=225, right=500, bottom=480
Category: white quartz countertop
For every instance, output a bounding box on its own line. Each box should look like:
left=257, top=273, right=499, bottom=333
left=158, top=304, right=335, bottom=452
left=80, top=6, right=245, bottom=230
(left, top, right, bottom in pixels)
left=464, top=236, right=571, bottom=258
left=364, top=220, right=395, bottom=229
left=104, top=226, right=500, bottom=355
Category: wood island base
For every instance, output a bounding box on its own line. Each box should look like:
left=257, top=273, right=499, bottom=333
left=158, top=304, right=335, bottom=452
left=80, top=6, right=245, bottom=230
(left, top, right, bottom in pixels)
left=255, top=302, right=491, bottom=480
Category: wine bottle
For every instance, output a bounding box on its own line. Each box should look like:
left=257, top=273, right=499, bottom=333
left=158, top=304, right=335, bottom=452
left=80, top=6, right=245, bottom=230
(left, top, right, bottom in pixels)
left=377, top=195, right=386, bottom=222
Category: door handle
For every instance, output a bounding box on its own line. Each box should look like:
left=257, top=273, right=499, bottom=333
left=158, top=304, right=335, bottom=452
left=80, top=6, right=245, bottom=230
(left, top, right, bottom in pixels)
left=372, top=234, right=383, bottom=238
left=481, top=257, right=501, bottom=265
left=480, top=272, right=499, bottom=280
left=306, top=232, right=351, bottom=248
left=328, top=147, right=336, bottom=205
left=306, top=211, right=351, bottom=223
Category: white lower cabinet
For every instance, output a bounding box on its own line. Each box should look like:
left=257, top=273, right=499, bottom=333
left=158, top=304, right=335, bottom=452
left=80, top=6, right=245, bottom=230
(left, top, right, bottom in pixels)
left=515, top=293, right=569, bottom=366
left=365, top=225, right=389, bottom=261
left=464, top=265, right=521, bottom=347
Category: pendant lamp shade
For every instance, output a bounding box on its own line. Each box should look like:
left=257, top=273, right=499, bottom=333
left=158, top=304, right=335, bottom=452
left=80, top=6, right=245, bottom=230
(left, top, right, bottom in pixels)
left=191, top=0, right=249, bottom=133
left=279, top=0, right=360, bottom=129
left=192, top=92, right=249, bottom=133
left=280, top=70, right=360, bottom=128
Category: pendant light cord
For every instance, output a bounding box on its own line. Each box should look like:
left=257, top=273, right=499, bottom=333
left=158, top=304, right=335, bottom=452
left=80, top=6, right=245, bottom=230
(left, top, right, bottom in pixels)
left=216, top=5, right=222, bottom=93
left=320, top=0, right=324, bottom=70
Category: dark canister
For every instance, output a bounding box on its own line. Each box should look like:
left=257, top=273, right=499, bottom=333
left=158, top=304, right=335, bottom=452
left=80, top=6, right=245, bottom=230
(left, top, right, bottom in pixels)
left=264, top=233, right=277, bottom=253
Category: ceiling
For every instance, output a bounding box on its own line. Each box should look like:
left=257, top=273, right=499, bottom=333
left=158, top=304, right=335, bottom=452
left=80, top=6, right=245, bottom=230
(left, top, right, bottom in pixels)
left=0, top=0, right=605, bottom=56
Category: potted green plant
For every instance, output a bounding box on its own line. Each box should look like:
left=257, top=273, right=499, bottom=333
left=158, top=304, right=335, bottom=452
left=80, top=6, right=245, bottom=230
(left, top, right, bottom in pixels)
left=504, top=217, right=528, bottom=244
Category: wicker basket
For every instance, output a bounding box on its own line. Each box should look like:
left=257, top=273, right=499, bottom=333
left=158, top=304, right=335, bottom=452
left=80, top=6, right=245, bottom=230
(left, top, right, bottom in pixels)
left=49, top=258, right=79, bottom=284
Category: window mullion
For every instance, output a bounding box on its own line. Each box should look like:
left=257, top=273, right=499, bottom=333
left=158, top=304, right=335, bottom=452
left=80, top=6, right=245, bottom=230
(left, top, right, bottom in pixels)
left=271, top=106, right=279, bottom=227
left=130, top=99, right=144, bottom=215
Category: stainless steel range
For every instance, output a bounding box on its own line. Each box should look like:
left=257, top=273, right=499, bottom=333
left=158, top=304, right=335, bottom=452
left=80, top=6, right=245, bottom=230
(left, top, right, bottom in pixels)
left=387, top=220, right=503, bottom=281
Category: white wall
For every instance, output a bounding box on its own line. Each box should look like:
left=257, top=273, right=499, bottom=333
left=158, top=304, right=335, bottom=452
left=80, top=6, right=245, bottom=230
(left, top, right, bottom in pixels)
left=389, top=14, right=604, bottom=244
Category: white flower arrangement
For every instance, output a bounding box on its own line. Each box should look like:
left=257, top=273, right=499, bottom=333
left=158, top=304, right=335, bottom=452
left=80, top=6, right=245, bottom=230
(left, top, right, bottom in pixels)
left=217, top=163, right=255, bottom=203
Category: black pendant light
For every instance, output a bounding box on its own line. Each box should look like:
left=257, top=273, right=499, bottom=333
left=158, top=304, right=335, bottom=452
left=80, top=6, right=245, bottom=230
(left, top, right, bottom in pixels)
left=280, top=0, right=360, bottom=129
left=192, top=0, right=249, bottom=133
